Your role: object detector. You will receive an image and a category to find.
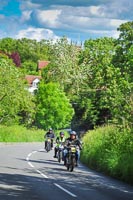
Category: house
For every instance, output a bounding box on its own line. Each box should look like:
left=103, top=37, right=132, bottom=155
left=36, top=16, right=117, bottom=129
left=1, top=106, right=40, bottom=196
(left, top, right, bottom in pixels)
left=37, top=60, right=50, bottom=75
left=25, top=60, right=50, bottom=94
left=25, top=75, right=41, bottom=94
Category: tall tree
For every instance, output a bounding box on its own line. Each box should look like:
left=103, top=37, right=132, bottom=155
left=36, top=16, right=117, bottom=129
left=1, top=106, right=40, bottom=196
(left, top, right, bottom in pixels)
left=0, top=38, right=17, bottom=53
left=73, top=37, right=117, bottom=129
left=113, top=21, right=133, bottom=80
left=42, top=37, right=82, bottom=97
left=112, top=21, right=133, bottom=127
left=35, top=81, right=74, bottom=130
left=8, top=52, right=21, bottom=67
left=78, top=36, right=133, bottom=129
left=0, top=57, right=35, bottom=125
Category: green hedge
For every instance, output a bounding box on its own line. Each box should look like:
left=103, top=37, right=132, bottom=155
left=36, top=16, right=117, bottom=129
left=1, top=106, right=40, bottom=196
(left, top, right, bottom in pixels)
left=80, top=125, right=133, bottom=184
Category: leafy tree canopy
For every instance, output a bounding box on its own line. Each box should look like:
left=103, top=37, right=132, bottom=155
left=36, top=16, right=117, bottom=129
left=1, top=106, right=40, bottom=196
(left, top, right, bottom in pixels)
left=35, top=81, right=74, bottom=130
left=0, top=57, right=35, bottom=125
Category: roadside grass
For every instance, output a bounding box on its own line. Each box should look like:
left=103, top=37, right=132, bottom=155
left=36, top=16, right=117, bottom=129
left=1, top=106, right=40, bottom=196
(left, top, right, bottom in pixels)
left=0, top=125, right=69, bottom=142
left=80, top=125, right=133, bottom=185
left=0, top=125, right=44, bottom=142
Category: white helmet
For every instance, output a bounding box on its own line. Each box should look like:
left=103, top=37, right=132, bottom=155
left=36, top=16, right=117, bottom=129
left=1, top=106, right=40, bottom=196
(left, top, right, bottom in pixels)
left=70, top=131, right=76, bottom=135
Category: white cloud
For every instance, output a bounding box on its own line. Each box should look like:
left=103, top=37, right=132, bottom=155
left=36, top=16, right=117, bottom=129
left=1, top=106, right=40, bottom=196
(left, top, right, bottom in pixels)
left=88, top=29, right=120, bottom=38
left=89, top=6, right=104, bottom=16
left=20, top=11, right=32, bottom=22
left=20, top=0, right=41, bottom=10
left=109, top=19, right=127, bottom=28
left=28, top=5, right=129, bottom=34
left=15, top=27, right=60, bottom=41
left=35, top=9, right=62, bottom=28
left=1, top=0, right=132, bottom=41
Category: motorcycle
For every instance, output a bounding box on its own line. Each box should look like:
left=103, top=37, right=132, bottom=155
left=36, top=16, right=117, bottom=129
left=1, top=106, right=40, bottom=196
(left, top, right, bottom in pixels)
left=45, top=137, right=51, bottom=152
left=57, top=142, right=64, bottom=163
left=65, top=145, right=77, bottom=172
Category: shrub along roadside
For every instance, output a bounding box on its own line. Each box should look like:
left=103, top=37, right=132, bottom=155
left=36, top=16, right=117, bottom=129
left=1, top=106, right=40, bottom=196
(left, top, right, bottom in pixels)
left=0, top=125, right=69, bottom=142
left=80, top=125, right=133, bottom=185
left=0, top=125, right=44, bottom=142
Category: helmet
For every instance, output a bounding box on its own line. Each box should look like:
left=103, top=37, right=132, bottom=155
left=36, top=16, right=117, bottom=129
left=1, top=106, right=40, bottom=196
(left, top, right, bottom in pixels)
left=49, top=128, right=52, bottom=131
left=60, top=131, right=64, bottom=135
left=70, top=131, right=76, bottom=135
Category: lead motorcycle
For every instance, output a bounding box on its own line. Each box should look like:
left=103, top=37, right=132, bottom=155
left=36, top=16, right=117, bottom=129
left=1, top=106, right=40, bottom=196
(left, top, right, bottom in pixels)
left=65, top=145, right=77, bottom=172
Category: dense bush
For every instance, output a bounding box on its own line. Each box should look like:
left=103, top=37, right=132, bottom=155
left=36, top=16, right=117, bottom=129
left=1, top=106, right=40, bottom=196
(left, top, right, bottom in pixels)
left=80, top=125, right=133, bottom=184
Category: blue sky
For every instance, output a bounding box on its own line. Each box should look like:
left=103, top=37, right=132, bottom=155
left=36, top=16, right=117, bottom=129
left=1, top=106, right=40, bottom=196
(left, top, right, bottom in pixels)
left=0, top=0, right=132, bottom=43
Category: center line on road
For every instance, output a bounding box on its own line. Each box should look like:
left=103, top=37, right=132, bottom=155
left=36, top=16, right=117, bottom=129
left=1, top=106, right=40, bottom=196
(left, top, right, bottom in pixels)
left=54, top=183, right=77, bottom=198
left=36, top=169, right=48, bottom=178
left=26, top=149, right=77, bottom=198
left=26, top=149, right=49, bottom=179
left=28, top=162, right=34, bottom=168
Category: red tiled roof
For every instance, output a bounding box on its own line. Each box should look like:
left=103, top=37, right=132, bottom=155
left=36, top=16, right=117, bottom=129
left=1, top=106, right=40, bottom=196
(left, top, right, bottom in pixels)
left=38, top=60, right=50, bottom=69
left=25, top=75, right=41, bottom=86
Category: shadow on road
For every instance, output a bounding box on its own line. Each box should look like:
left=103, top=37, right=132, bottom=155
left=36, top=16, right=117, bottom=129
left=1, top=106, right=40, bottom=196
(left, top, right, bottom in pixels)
left=0, top=172, right=45, bottom=200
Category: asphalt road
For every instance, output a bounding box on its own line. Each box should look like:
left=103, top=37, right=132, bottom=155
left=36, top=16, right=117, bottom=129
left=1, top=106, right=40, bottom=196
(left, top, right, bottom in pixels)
left=0, top=142, right=133, bottom=200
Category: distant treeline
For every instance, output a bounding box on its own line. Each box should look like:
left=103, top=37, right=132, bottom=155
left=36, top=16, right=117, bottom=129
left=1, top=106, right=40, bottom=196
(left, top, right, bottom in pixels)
left=0, top=21, right=132, bottom=131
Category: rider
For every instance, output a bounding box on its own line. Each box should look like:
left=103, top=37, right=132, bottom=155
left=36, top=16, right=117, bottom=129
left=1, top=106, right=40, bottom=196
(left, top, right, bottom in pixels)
left=54, top=131, right=65, bottom=158
left=44, top=128, right=55, bottom=149
left=63, top=130, right=82, bottom=166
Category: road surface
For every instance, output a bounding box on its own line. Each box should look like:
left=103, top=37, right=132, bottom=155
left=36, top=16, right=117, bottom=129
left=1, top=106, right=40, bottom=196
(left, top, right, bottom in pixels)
left=0, top=142, right=133, bottom=200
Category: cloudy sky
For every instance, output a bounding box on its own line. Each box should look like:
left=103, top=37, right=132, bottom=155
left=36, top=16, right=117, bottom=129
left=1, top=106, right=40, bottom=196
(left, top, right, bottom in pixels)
left=0, top=0, right=132, bottom=42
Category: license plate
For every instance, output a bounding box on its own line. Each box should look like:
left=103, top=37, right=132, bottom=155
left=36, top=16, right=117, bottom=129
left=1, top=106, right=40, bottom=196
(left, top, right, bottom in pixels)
left=71, top=147, right=76, bottom=153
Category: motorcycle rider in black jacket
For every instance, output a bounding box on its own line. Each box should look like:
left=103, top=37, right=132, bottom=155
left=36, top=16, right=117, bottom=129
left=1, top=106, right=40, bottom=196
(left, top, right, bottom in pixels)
left=63, top=131, right=82, bottom=166
left=44, top=128, right=55, bottom=149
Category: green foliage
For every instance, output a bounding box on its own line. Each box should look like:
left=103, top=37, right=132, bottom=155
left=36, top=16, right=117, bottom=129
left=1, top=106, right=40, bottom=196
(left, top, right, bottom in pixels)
left=73, top=37, right=117, bottom=129
left=111, top=21, right=133, bottom=127
left=21, top=60, right=38, bottom=75
left=81, top=126, right=133, bottom=184
left=112, top=21, right=133, bottom=93
left=127, top=45, right=133, bottom=80
left=42, top=37, right=82, bottom=96
left=0, top=57, right=35, bottom=125
left=0, top=37, right=51, bottom=75
left=35, top=82, right=74, bottom=130
left=0, top=125, right=44, bottom=142
left=0, top=38, right=17, bottom=53
left=113, top=21, right=133, bottom=77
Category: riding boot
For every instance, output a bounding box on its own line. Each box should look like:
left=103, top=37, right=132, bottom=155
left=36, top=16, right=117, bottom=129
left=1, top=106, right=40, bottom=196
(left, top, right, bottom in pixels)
left=64, top=157, right=66, bottom=165
left=75, top=158, right=78, bottom=167
left=45, top=141, right=47, bottom=149
left=54, top=148, right=57, bottom=158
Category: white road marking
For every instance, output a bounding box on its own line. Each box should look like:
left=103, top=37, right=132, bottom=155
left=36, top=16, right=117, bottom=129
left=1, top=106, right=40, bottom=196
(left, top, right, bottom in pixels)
left=28, top=162, right=34, bottom=168
left=36, top=169, right=48, bottom=178
left=26, top=150, right=48, bottom=178
left=26, top=148, right=77, bottom=198
left=54, top=183, right=77, bottom=198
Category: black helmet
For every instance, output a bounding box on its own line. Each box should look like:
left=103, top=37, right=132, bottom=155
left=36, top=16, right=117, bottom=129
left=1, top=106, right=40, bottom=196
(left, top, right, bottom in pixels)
left=70, top=131, right=76, bottom=135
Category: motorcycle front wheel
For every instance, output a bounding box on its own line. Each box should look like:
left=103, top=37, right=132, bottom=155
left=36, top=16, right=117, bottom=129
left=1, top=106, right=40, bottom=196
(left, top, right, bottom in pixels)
left=58, top=151, right=62, bottom=163
left=46, top=142, right=51, bottom=152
